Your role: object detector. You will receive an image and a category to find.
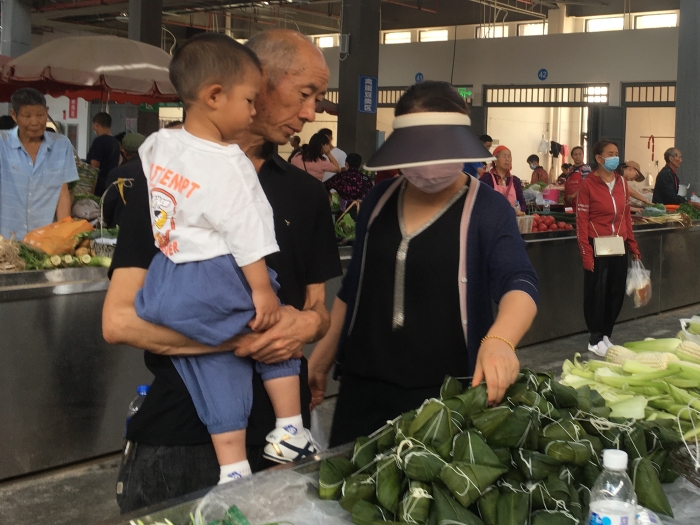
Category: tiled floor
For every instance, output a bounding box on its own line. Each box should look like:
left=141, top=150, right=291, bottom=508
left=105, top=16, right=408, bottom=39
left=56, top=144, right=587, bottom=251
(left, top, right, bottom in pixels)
left=1, top=304, right=697, bottom=525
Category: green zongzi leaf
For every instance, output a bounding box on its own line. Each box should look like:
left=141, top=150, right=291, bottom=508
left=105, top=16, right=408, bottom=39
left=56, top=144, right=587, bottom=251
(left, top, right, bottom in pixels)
left=439, top=462, right=507, bottom=507
left=432, top=482, right=485, bottom=525
left=440, top=375, right=464, bottom=400
left=530, top=510, right=579, bottom=525
left=353, top=436, right=378, bottom=471
left=400, top=441, right=447, bottom=482
left=452, top=430, right=504, bottom=468
left=340, top=474, right=376, bottom=512
left=376, top=455, right=401, bottom=514
left=544, top=440, right=591, bottom=466
left=631, top=458, right=673, bottom=517
left=513, top=449, right=561, bottom=481
left=409, top=400, right=456, bottom=460
left=477, top=486, right=499, bottom=525
left=623, top=425, right=648, bottom=461
left=496, top=491, right=529, bottom=525
left=538, top=377, right=579, bottom=408
left=399, top=481, right=433, bottom=524
left=319, top=457, right=357, bottom=499
left=351, top=500, right=390, bottom=525
left=531, top=474, right=572, bottom=511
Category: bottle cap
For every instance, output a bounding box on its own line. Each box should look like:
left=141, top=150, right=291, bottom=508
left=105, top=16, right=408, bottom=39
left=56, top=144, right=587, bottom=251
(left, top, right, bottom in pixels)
left=603, top=449, right=628, bottom=470
left=137, top=385, right=150, bottom=396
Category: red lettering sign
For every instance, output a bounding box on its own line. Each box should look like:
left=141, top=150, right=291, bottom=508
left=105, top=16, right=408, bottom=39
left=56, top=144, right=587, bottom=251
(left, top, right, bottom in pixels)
left=69, top=99, right=78, bottom=119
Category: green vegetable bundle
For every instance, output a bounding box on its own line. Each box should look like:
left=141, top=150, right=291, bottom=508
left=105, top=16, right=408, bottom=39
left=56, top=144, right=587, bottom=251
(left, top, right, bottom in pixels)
left=319, top=373, right=677, bottom=523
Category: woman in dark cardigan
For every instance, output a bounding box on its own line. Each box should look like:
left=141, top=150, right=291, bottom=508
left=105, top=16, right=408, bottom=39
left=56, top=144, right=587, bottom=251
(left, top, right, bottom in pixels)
left=307, top=82, right=540, bottom=447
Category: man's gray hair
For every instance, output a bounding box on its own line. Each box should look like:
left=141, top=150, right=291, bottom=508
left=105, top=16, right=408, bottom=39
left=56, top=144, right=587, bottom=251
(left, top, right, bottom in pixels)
left=11, top=88, right=47, bottom=114
left=664, top=147, right=680, bottom=163
left=245, top=30, right=304, bottom=90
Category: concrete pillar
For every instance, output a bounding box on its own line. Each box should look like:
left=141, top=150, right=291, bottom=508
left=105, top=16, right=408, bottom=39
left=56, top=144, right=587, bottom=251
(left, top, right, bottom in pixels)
left=337, top=0, right=381, bottom=162
left=0, top=0, right=31, bottom=58
left=128, top=0, right=163, bottom=48
left=675, top=0, right=700, bottom=188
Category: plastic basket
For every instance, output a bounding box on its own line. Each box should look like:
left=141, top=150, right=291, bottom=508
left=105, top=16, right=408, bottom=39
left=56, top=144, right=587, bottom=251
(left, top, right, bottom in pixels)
left=517, top=215, right=534, bottom=234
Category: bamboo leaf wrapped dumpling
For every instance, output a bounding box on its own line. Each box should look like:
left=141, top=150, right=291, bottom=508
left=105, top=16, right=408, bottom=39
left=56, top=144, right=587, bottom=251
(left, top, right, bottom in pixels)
left=447, top=383, right=489, bottom=423
left=623, top=425, right=648, bottom=461
left=353, top=436, right=378, bottom=471
left=631, top=458, right=674, bottom=517
left=440, top=375, right=464, bottom=401
left=351, top=500, right=391, bottom=525
left=472, top=406, right=539, bottom=449
left=513, top=449, right=561, bottom=481
left=399, top=440, right=448, bottom=482
left=398, top=481, right=433, bottom=523
left=476, top=486, right=500, bottom=525
left=452, top=430, right=505, bottom=469
left=544, top=440, right=591, bottom=466
left=340, top=473, right=376, bottom=512
left=496, top=491, right=529, bottom=525
left=439, top=461, right=507, bottom=508
left=530, top=474, right=573, bottom=511
left=319, top=456, right=357, bottom=500
left=530, top=509, right=580, bottom=525
left=537, top=375, right=579, bottom=408
left=376, top=455, right=402, bottom=514
left=432, top=482, right=485, bottom=525
left=409, top=400, right=456, bottom=460
left=506, top=382, right=561, bottom=420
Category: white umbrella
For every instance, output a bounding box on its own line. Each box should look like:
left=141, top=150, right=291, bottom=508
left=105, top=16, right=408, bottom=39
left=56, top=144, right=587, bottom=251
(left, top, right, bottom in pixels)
left=2, top=35, right=177, bottom=100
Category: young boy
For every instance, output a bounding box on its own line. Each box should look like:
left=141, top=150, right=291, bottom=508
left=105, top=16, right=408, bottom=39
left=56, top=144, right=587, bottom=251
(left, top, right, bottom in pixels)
left=135, top=34, right=316, bottom=484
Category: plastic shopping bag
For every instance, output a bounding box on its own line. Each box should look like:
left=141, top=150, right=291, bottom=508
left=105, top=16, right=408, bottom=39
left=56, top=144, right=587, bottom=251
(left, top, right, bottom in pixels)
left=626, top=259, right=652, bottom=308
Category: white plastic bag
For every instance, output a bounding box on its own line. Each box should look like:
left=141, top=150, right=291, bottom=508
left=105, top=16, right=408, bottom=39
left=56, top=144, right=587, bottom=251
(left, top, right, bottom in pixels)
left=626, top=259, right=652, bottom=308
left=680, top=317, right=700, bottom=345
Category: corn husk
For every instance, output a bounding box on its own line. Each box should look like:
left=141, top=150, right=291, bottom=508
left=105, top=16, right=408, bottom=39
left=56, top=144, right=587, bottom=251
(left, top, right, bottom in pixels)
left=351, top=500, right=391, bottom=525
left=477, top=486, right=500, bottom=525
left=544, top=440, right=591, bottom=466
left=631, top=458, right=674, bottom=517
left=376, top=455, right=401, bottom=514
left=623, top=424, right=648, bottom=461
left=507, top=382, right=561, bottom=419
left=439, top=462, right=507, bottom=507
left=440, top=375, right=464, bottom=401
left=353, top=436, right=378, bottom=471
left=513, top=449, right=561, bottom=481
left=531, top=474, right=573, bottom=511
left=496, top=491, right=529, bottom=525
left=398, top=481, right=433, bottom=523
left=538, top=376, right=579, bottom=409
left=431, top=482, right=485, bottom=525
left=530, top=510, right=579, bottom=525
left=452, top=430, right=505, bottom=469
left=340, top=473, right=376, bottom=512
left=319, top=457, right=357, bottom=500
left=409, top=400, right=456, bottom=460
left=400, top=441, right=447, bottom=482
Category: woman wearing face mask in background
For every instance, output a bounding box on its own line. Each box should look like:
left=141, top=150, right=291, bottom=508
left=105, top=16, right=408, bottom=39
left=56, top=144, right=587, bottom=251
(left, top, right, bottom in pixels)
left=576, top=139, right=640, bottom=358
left=307, top=81, right=540, bottom=446
left=479, top=145, right=527, bottom=213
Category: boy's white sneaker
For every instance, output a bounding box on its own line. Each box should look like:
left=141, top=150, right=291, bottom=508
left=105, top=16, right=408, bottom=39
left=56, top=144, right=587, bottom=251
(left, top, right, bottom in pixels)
left=263, top=427, right=318, bottom=464
left=603, top=336, right=614, bottom=349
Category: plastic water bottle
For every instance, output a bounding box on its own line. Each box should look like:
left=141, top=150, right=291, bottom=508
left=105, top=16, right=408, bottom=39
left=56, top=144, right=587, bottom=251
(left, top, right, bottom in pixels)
left=588, top=450, right=637, bottom=525
left=544, top=200, right=551, bottom=214
left=125, top=384, right=150, bottom=436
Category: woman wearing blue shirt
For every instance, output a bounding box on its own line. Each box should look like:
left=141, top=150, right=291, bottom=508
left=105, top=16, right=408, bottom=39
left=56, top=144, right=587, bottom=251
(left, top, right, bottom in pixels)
left=0, top=88, right=78, bottom=239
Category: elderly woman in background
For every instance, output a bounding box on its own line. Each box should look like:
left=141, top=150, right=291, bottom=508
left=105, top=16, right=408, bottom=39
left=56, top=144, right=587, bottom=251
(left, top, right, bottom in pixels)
left=308, top=81, right=539, bottom=447
left=479, top=145, right=526, bottom=212
left=576, top=139, right=640, bottom=358
left=291, top=131, right=341, bottom=181
left=0, top=88, right=78, bottom=239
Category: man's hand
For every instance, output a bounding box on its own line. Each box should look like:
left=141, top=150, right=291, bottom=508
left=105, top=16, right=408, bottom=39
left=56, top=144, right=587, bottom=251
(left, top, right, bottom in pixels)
left=471, top=339, right=520, bottom=406
left=235, top=305, right=317, bottom=364
left=308, top=361, right=328, bottom=410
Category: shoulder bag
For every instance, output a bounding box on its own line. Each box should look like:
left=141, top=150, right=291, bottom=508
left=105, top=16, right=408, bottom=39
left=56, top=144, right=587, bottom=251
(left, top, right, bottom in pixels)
left=591, top=177, right=627, bottom=257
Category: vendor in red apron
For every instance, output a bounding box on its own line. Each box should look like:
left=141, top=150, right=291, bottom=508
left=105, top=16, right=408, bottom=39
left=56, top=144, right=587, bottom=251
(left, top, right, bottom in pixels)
left=479, top=145, right=526, bottom=212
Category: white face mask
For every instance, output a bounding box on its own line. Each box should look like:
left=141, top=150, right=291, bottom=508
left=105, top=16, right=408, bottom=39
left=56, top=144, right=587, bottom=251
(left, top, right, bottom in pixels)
left=401, top=163, right=464, bottom=194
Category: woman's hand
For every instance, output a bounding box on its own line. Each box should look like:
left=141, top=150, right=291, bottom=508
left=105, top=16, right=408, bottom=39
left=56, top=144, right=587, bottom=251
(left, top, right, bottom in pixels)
left=471, top=338, right=520, bottom=406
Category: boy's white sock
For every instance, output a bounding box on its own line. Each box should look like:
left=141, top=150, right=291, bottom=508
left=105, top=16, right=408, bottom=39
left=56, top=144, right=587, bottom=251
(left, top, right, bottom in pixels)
left=276, top=414, right=304, bottom=436
left=219, top=460, right=252, bottom=485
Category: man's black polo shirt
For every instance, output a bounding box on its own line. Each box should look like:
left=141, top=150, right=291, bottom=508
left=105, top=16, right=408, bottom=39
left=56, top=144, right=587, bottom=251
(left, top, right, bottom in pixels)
left=110, top=153, right=342, bottom=448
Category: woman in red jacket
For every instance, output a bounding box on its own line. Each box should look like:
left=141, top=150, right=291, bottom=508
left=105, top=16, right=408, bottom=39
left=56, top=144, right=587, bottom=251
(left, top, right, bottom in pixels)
left=576, top=139, right=641, bottom=357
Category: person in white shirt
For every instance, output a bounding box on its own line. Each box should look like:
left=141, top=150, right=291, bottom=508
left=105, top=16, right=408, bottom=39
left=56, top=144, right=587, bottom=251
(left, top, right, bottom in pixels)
left=318, top=127, right=347, bottom=182
left=135, top=33, right=317, bottom=485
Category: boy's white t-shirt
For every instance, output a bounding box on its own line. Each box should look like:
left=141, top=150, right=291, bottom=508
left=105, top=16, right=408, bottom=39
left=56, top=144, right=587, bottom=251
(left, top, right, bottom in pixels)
left=139, top=128, right=279, bottom=267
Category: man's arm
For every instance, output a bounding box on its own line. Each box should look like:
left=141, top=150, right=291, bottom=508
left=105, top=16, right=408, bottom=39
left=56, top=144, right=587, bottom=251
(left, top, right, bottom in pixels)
left=234, top=282, right=330, bottom=364
left=56, top=183, right=72, bottom=220
left=103, top=267, right=241, bottom=355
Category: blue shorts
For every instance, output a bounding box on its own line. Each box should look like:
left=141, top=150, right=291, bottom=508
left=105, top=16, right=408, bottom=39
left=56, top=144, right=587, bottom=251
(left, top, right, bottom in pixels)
left=135, top=253, right=300, bottom=434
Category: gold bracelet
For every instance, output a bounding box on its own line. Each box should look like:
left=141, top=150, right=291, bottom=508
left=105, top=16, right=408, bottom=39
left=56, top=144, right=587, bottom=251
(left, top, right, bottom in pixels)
left=481, top=335, right=517, bottom=353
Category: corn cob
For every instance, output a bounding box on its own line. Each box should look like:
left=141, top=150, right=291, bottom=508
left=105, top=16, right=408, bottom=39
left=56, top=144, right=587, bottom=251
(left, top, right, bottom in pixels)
left=676, top=340, right=700, bottom=365
left=606, top=345, right=678, bottom=370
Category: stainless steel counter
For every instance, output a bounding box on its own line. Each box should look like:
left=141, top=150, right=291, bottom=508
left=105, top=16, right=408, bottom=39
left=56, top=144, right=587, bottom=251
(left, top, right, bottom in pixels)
left=0, top=268, right=152, bottom=481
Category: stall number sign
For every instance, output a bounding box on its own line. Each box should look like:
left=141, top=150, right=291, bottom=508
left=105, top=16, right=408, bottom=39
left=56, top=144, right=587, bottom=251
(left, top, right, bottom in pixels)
left=358, top=76, right=378, bottom=114
left=538, top=68, right=549, bottom=81
left=69, top=99, right=78, bottom=119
